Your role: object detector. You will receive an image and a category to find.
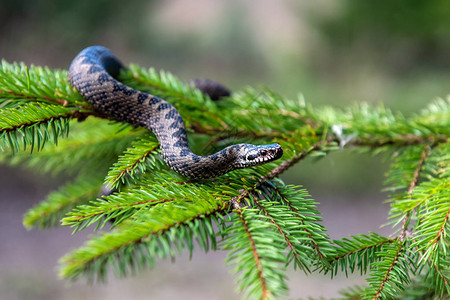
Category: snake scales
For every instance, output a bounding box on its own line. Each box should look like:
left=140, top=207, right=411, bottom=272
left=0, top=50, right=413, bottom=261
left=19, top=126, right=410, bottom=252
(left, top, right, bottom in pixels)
left=68, top=46, right=283, bottom=178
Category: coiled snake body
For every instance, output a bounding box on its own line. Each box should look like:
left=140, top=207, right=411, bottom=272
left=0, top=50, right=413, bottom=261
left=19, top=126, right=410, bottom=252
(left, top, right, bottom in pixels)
left=68, top=46, right=283, bottom=178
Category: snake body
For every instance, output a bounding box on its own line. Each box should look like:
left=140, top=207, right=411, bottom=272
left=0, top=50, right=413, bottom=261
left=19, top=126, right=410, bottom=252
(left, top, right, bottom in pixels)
left=68, top=46, right=282, bottom=178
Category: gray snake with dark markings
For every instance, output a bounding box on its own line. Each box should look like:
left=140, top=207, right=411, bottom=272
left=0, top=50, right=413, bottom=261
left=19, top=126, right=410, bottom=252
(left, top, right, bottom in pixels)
left=68, top=46, right=283, bottom=179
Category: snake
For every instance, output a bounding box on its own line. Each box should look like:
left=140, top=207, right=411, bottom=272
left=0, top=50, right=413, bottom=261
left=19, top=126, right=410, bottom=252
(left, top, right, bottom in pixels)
left=68, top=46, right=283, bottom=179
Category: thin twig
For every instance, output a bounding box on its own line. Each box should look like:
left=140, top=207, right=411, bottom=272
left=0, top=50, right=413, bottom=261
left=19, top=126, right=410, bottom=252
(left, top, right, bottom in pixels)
left=251, top=190, right=310, bottom=271
left=232, top=202, right=270, bottom=300
left=328, top=238, right=397, bottom=264
left=399, top=146, right=431, bottom=240
left=374, top=241, right=404, bottom=300
left=0, top=112, right=75, bottom=133
left=1, top=90, right=71, bottom=106
left=268, top=185, right=327, bottom=260
left=110, top=145, right=159, bottom=186
left=350, top=135, right=447, bottom=148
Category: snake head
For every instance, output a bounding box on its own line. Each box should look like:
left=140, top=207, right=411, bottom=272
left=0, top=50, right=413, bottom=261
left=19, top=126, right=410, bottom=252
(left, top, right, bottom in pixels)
left=235, top=143, right=283, bottom=168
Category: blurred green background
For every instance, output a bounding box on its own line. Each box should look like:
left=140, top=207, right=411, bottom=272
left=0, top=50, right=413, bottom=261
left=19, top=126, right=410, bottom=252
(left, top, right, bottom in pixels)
left=1, top=0, right=449, bottom=299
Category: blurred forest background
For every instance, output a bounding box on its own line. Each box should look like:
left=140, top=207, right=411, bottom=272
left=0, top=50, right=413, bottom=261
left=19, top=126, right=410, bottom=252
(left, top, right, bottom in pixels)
left=1, top=0, right=449, bottom=299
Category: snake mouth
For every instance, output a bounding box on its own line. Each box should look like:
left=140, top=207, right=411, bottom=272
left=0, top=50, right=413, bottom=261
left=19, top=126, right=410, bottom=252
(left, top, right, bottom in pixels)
left=245, top=143, right=283, bottom=166
left=263, top=144, right=283, bottom=163
left=273, top=146, right=284, bottom=160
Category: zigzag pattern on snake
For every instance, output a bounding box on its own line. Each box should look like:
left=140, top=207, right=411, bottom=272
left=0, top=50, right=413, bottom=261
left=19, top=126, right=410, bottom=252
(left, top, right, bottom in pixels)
left=68, top=46, right=283, bottom=178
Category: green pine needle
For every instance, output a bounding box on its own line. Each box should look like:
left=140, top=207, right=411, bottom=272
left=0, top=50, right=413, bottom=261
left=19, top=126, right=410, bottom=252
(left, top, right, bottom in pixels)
left=59, top=193, right=225, bottom=282
left=255, top=184, right=333, bottom=272
left=326, top=233, right=396, bottom=278
left=105, top=133, right=162, bottom=189
left=223, top=207, right=289, bottom=300
left=0, top=103, right=73, bottom=152
left=363, top=240, right=414, bottom=300
left=0, top=60, right=87, bottom=109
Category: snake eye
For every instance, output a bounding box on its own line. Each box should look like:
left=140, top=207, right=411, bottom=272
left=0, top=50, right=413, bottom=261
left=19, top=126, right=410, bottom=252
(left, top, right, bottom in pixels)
left=259, top=149, right=267, bottom=156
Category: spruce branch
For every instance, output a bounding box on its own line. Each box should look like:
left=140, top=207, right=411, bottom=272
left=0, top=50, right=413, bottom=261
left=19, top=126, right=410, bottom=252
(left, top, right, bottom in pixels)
left=325, top=233, right=396, bottom=277
left=62, top=170, right=228, bottom=232
left=1, top=57, right=448, bottom=299
left=0, top=118, right=142, bottom=176
left=60, top=194, right=225, bottom=282
left=0, top=60, right=90, bottom=110
left=0, top=103, right=74, bottom=152
left=386, top=145, right=435, bottom=228
left=266, top=184, right=333, bottom=269
left=425, top=255, right=450, bottom=296
left=223, top=206, right=288, bottom=300
left=1, top=89, right=70, bottom=107
left=397, top=145, right=432, bottom=240
left=332, top=99, right=450, bottom=149
left=386, top=142, right=449, bottom=269
left=411, top=177, right=450, bottom=264
left=250, top=189, right=311, bottom=273
left=364, top=240, right=413, bottom=299
left=104, top=133, right=162, bottom=189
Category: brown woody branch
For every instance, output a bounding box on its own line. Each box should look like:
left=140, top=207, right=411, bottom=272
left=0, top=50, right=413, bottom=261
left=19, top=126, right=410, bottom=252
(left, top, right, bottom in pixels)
left=2, top=89, right=70, bottom=107
left=231, top=203, right=270, bottom=300
left=374, top=241, right=404, bottom=300
left=399, top=145, right=431, bottom=240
